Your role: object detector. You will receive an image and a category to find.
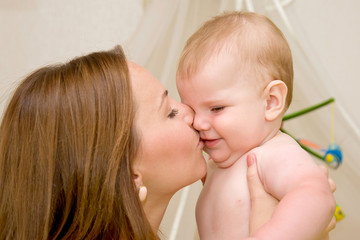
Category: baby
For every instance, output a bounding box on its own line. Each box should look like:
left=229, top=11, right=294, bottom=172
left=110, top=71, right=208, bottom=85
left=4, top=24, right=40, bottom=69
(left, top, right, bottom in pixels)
left=176, top=12, right=335, bottom=240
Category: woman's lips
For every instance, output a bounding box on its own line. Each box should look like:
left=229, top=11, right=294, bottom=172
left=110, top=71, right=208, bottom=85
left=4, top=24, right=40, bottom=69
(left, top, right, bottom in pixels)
left=202, top=138, right=220, bottom=148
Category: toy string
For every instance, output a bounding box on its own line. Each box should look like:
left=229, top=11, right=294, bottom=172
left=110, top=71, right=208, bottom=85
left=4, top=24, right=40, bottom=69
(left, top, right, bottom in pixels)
left=331, top=101, right=335, bottom=144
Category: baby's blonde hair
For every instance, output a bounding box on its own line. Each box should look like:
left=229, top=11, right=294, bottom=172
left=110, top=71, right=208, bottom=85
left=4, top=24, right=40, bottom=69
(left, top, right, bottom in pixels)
left=177, top=11, right=294, bottom=109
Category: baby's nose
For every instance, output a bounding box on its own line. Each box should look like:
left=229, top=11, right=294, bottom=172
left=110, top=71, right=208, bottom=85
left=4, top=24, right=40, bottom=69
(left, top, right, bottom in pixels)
left=193, top=113, right=210, bottom=132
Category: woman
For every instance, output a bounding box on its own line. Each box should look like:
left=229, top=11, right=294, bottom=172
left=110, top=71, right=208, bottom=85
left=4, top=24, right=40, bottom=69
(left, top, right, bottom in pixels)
left=0, top=46, right=334, bottom=239
left=0, top=46, right=150, bottom=239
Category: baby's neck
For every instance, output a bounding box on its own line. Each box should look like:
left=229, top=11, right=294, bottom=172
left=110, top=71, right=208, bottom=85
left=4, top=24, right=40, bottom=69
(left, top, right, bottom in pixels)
left=259, top=115, right=283, bottom=145
left=213, top=120, right=282, bottom=169
left=259, top=127, right=282, bottom=147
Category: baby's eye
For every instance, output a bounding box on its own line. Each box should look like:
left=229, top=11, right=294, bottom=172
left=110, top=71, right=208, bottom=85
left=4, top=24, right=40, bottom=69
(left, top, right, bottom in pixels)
left=168, top=108, right=179, bottom=118
left=211, top=106, right=224, bottom=112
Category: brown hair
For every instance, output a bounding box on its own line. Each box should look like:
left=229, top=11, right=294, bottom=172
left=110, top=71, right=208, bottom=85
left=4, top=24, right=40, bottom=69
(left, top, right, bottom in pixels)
left=0, top=46, right=157, bottom=239
left=177, top=11, right=294, bottom=109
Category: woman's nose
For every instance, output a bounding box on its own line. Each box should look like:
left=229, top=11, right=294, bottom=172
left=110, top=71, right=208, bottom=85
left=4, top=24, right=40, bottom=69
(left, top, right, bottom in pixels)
left=181, top=103, right=194, bottom=126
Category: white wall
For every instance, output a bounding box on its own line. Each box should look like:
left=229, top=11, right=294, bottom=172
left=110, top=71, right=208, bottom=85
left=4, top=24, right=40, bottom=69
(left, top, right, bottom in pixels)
left=0, top=0, right=143, bottom=113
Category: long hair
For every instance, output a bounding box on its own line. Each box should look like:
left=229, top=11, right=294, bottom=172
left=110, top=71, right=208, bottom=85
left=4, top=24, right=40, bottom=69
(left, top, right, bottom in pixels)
left=0, top=46, right=157, bottom=239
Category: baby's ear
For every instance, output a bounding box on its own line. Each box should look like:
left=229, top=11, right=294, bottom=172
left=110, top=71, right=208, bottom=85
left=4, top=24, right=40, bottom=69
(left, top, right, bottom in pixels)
left=263, top=80, right=287, bottom=121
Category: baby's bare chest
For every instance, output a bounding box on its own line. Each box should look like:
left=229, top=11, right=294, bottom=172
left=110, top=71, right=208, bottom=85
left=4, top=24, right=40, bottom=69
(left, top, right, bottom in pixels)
left=196, top=159, right=251, bottom=239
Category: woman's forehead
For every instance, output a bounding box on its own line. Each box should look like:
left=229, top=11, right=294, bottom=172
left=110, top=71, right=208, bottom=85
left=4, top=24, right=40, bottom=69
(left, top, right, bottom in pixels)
left=128, top=61, right=159, bottom=86
left=128, top=61, right=165, bottom=108
left=127, top=61, right=142, bottom=74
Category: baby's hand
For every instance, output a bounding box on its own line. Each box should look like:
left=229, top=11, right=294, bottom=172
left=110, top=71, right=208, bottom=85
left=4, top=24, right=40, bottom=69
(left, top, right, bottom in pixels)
left=319, top=165, right=337, bottom=235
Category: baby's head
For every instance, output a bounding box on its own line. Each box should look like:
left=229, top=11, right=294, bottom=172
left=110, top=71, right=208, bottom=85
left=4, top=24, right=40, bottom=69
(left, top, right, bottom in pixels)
left=176, top=12, right=294, bottom=164
left=177, top=11, right=293, bottom=112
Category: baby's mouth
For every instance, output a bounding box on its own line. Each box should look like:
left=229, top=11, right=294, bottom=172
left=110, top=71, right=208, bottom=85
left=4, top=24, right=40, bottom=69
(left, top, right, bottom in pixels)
left=201, top=138, right=220, bottom=148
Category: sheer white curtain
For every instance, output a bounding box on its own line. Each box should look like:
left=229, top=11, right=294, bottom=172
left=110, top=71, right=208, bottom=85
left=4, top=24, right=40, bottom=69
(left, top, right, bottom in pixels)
left=125, top=0, right=360, bottom=239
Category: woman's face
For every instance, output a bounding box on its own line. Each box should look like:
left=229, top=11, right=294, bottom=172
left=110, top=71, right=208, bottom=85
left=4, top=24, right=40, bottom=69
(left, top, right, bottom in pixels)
left=129, top=62, right=206, bottom=198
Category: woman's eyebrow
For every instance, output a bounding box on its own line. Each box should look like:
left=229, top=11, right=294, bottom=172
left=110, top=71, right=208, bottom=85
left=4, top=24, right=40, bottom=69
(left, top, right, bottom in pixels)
left=158, top=90, right=168, bottom=110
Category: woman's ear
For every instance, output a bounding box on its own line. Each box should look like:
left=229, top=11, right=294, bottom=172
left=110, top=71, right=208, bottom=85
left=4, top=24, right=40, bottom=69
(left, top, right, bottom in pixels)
left=132, top=164, right=148, bottom=202
left=263, top=80, right=287, bottom=121
left=132, top=164, right=143, bottom=188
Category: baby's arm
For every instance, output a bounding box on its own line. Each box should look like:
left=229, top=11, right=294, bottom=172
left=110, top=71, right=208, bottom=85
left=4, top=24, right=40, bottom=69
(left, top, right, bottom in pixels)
left=252, top=143, right=336, bottom=240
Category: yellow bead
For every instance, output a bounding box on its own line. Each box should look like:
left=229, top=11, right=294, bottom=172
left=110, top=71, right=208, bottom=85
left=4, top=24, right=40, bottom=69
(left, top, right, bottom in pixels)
left=325, top=154, right=333, bottom=163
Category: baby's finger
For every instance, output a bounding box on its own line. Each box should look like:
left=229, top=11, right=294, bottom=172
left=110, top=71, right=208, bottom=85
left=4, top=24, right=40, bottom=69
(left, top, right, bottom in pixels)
left=318, top=165, right=336, bottom=192
left=318, top=165, right=329, bottom=177
left=325, top=216, right=337, bottom=232
left=328, top=178, right=336, bottom=192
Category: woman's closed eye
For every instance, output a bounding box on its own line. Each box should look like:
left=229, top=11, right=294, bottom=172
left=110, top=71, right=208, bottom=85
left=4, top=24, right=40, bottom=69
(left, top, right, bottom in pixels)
left=168, top=108, right=179, bottom=118
left=211, top=106, right=225, bottom=112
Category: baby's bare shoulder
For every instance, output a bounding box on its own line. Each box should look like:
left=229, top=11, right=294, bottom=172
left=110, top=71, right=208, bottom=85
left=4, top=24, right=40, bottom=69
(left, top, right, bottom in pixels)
left=254, top=132, right=315, bottom=172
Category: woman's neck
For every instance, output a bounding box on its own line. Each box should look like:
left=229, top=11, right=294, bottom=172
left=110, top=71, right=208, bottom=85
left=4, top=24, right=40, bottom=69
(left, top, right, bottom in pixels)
left=142, top=193, right=173, bottom=233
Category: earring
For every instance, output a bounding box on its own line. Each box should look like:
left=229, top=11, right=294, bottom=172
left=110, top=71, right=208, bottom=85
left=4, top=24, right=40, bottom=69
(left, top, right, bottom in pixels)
left=138, top=186, right=147, bottom=202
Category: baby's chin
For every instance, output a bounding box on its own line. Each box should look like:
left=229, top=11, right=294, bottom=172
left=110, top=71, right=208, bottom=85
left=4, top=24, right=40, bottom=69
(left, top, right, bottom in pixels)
left=206, top=149, right=244, bottom=169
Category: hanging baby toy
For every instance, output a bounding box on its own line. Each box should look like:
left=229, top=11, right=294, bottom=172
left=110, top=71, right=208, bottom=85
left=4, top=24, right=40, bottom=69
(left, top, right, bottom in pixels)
left=281, top=98, right=345, bottom=221
left=281, top=98, right=343, bottom=169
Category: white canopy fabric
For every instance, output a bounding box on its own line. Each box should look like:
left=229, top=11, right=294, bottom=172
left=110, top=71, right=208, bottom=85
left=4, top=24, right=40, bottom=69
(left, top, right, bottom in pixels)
left=125, top=0, right=360, bottom=239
